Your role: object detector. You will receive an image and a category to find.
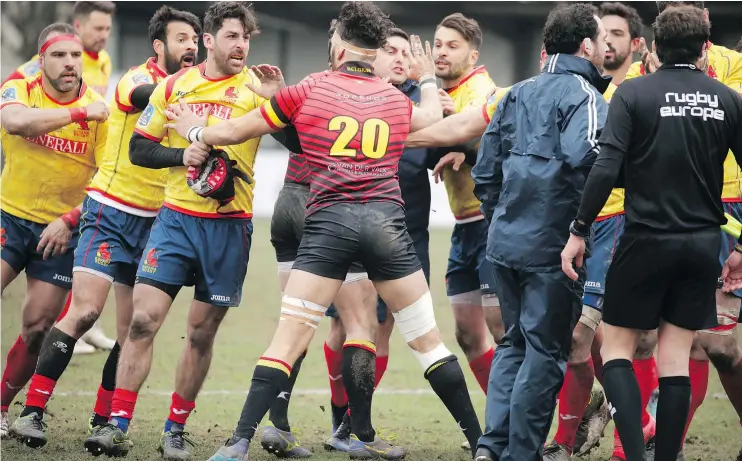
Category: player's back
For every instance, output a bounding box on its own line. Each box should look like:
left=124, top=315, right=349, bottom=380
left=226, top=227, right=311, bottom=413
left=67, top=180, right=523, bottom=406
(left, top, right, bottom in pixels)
left=293, top=65, right=412, bottom=212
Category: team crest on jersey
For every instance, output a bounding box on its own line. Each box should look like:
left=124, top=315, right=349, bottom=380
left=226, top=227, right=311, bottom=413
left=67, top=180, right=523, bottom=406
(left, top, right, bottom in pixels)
left=223, top=86, right=238, bottom=103
left=132, top=73, right=149, bottom=85
left=1, top=87, right=17, bottom=103
left=95, top=242, right=112, bottom=266
left=137, top=103, right=155, bottom=127
left=141, top=248, right=159, bottom=273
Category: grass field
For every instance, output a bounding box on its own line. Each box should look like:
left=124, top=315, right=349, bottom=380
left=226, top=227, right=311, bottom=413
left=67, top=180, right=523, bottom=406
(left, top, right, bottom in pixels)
left=1, top=218, right=740, bottom=460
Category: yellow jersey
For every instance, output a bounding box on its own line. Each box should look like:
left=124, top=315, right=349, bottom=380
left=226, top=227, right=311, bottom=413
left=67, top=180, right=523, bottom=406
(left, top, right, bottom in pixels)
left=87, top=58, right=169, bottom=215
left=8, top=50, right=112, bottom=97
left=444, top=66, right=496, bottom=223
left=134, top=63, right=264, bottom=219
left=0, top=76, right=107, bottom=224
left=625, top=44, right=742, bottom=201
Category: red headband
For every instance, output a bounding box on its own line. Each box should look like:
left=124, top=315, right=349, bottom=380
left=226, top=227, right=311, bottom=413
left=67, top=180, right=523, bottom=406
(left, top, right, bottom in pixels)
left=39, top=34, right=82, bottom=55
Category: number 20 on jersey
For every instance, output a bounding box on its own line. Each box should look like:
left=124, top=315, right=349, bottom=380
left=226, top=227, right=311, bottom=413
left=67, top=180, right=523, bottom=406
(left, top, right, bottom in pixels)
left=328, top=115, right=391, bottom=159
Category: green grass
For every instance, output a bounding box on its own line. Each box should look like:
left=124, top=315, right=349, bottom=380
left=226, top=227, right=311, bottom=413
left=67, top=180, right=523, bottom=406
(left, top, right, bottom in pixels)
left=2, top=219, right=740, bottom=460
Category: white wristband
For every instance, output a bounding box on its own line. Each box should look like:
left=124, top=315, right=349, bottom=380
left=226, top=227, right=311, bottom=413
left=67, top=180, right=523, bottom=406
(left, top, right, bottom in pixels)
left=187, top=126, right=203, bottom=143
left=420, top=82, right=437, bottom=90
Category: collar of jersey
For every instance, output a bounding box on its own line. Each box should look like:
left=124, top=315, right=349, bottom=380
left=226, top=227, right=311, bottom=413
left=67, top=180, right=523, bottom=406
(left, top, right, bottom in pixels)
left=146, top=57, right=167, bottom=80
left=338, top=61, right=375, bottom=79
left=659, top=63, right=703, bottom=72
left=31, top=75, right=89, bottom=106
left=444, top=66, right=487, bottom=94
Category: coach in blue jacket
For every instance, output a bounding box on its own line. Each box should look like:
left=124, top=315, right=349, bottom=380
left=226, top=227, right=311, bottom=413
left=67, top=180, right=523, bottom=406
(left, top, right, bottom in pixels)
left=471, top=4, right=611, bottom=461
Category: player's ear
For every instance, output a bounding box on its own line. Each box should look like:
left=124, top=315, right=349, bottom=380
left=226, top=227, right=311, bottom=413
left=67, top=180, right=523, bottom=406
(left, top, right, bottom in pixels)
left=153, top=39, right=164, bottom=57
left=581, top=37, right=594, bottom=57
left=38, top=54, right=44, bottom=68
left=73, top=18, right=82, bottom=33
left=469, top=49, right=479, bottom=67
left=203, top=33, right=214, bottom=50
left=630, top=37, right=641, bottom=54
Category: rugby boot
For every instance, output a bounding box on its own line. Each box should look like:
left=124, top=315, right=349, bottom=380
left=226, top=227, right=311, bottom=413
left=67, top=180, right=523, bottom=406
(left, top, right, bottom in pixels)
left=574, top=386, right=611, bottom=456
left=260, top=422, right=311, bottom=458
left=208, top=437, right=250, bottom=461
left=84, top=422, right=132, bottom=457
left=73, top=338, right=97, bottom=355
left=347, top=434, right=406, bottom=460
left=81, top=321, right=116, bottom=350
left=1, top=411, right=9, bottom=439
left=324, top=413, right=352, bottom=451
left=461, top=440, right=471, bottom=451
left=9, top=412, right=47, bottom=448
left=159, top=426, right=195, bottom=460
left=543, top=441, right=571, bottom=460
left=644, top=437, right=685, bottom=461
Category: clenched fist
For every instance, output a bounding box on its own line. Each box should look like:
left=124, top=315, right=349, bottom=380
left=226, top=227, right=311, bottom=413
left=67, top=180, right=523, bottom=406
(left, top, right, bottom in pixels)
left=85, top=100, right=110, bottom=122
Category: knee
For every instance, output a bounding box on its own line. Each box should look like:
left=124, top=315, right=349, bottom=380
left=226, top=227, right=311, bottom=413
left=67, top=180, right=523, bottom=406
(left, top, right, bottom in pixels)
left=634, top=330, right=658, bottom=359
left=569, top=324, right=594, bottom=363
left=454, top=325, right=484, bottom=355
left=21, top=328, right=48, bottom=354
left=188, top=327, right=216, bottom=356
left=705, top=336, right=741, bottom=373
left=71, top=310, right=100, bottom=338
left=326, top=319, right=346, bottom=349
left=128, top=311, right=158, bottom=342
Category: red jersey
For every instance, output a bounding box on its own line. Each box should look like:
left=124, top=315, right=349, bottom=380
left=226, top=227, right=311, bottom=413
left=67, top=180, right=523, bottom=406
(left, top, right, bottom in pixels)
left=261, top=62, right=413, bottom=213
left=284, top=151, right=311, bottom=186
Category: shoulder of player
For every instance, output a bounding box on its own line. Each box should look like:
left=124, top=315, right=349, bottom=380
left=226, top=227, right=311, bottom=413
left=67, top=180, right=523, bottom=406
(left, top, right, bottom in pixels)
left=82, top=82, right=106, bottom=103
left=18, top=55, right=41, bottom=76
left=623, top=61, right=644, bottom=81
left=161, top=66, right=197, bottom=101
left=99, top=49, right=112, bottom=63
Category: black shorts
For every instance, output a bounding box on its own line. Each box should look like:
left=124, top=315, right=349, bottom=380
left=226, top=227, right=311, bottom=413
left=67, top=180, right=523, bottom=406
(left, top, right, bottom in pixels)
left=603, top=230, right=720, bottom=331
left=294, top=201, right=422, bottom=281
left=270, top=183, right=364, bottom=273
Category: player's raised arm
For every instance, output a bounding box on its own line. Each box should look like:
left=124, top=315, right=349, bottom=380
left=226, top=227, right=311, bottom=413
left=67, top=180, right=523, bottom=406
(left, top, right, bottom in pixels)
left=408, top=35, right=443, bottom=131
left=407, top=106, right=487, bottom=148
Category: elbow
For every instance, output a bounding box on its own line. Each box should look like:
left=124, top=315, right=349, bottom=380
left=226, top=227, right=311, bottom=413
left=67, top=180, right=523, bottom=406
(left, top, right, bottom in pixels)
left=2, top=119, right=29, bottom=137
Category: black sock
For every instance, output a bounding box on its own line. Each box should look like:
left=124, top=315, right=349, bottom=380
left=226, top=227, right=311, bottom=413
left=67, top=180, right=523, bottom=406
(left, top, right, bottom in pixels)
left=331, top=403, right=349, bottom=430
left=425, top=355, right=482, bottom=455
left=342, top=342, right=376, bottom=442
left=92, top=342, right=120, bottom=426
left=269, top=351, right=306, bottom=432
left=20, top=328, right=77, bottom=418
left=602, top=359, right=645, bottom=461
left=233, top=359, right=291, bottom=441
left=656, top=376, right=690, bottom=461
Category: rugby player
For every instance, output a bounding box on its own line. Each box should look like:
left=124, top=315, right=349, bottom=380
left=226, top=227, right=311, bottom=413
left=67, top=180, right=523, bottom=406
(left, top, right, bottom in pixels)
left=82, top=3, right=284, bottom=458
left=4, top=1, right=118, bottom=355
left=8, top=6, right=201, bottom=452
left=322, top=26, right=440, bottom=453
left=260, top=21, right=376, bottom=459
left=165, top=2, right=483, bottom=459
left=0, top=23, right=109, bottom=440
left=429, top=13, right=503, bottom=400
left=617, top=3, right=742, bottom=459
left=544, top=3, right=644, bottom=459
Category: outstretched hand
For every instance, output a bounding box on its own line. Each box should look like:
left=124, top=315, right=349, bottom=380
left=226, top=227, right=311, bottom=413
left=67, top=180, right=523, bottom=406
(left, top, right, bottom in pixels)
left=165, top=99, right=210, bottom=139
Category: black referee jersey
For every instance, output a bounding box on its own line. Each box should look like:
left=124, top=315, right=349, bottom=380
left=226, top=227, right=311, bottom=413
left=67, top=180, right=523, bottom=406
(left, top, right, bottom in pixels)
left=577, top=63, right=742, bottom=233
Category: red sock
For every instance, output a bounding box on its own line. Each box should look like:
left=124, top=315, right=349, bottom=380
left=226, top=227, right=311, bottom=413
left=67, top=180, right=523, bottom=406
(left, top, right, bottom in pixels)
left=1, top=336, right=40, bottom=411
left=633, top=357, right=658, bottom=427
left=469, top=347, right=495, bottom=394
left=683, top=359, right=709, bottom=440
left=168, top=392, right=195, bottom=425
left=554, top=358, right=595, bottom=451
left=24, top=375, right=57, bottom=410
left=56, top=292, right=73, bottom=322
left=324, top=342, right=347, bottom=407
left=375, top=355, right=389, bottom=388
left=93, top=385, right=114, bottom=418
left=110, top=388, right=138, bottom=420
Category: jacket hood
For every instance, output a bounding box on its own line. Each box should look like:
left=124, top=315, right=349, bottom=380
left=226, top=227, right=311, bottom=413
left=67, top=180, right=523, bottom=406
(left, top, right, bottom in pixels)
left=542, top=54, right=612, bottom=94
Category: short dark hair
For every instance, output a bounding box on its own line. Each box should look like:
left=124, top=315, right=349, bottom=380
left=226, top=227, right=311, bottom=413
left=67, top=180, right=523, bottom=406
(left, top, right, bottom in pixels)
left=328, top=19, right=338, bottom=62
left=736, top=36, right=742, bottom=53
left=203, top=1, right=258, bottom=37
left=148, top=6, right=202, bottom=45
left=543, top=3, right=600, bottom=55
left=653, top=6, right=709, bottom=64
left=335, top=1, right=393, bottom=50
left=388, top=27, right=410, bottom=42
left=656, top=1, right=704, bottom=13
left=73, top=1, right=115, bottom=20
left=600, top=2, right=644, bottom=39
left=38, top=23, right=78, bottom=51
left=436, top=13, right=482, bottom=50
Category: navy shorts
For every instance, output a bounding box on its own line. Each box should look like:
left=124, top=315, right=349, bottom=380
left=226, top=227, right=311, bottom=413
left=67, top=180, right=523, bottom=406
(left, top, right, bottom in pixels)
left=720, top=202, right=742, bottom=298
left=1, top=210, right=77, bottom=289
left=446, top=219, right=491, bottom=296
left=74, top=196, right=155, bottom=287
left=583, top=214, right=625, bottom=310
left=135, top=206, right=252, bottom=307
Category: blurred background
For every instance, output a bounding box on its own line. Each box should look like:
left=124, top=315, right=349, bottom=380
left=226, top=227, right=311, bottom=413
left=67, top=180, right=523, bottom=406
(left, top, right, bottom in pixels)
left=2, top=1, right=741, bottom=225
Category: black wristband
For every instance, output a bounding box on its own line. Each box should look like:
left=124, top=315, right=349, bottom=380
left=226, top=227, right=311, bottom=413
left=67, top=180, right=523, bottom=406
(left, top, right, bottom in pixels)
left=569, top=219, right=590, bottom=238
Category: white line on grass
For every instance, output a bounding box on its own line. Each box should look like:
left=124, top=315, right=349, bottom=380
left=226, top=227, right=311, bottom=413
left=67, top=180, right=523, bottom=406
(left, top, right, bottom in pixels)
left=53, top=389, right=731, bottom=400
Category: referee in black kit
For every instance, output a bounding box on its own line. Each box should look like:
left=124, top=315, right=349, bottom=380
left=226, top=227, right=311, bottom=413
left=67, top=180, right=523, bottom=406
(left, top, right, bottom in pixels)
left=561, top=6, right=742, bottom=461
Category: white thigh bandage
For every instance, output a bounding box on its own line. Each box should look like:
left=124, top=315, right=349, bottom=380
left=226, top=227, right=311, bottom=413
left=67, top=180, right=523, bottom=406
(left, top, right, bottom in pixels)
left=413, top=343, right=453, bottom=371
left=280, top=295, right=327, bottom=329
left=482, top=293, right=500, bottom=308
left=392, top=291, right=437, bottom=342
left=277, top=261, right=294, bottom=273
left=578, top=304, right=603, bottom=331
left=448, top=289, right=482, bottom=306
left=343, top=272, right=368, bottom=284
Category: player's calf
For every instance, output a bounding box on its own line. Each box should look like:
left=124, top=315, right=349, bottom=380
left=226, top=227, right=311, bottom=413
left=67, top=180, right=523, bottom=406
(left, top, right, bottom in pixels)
left=700, top=330, right=742, bottom=419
